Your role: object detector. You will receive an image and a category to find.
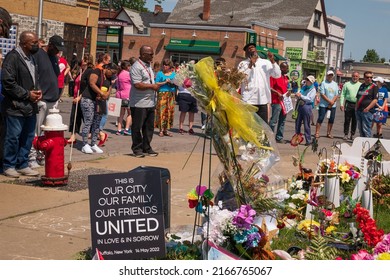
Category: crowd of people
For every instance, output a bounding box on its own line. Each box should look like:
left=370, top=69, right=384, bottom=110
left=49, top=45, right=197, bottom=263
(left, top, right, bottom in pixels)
left=0, top=33, right=388, bottom=177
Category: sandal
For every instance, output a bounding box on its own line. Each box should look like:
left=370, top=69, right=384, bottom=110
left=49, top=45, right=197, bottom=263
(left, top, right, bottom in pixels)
left=159, top=131, right=164, bottom=137
left=163, top=131, right=173, bottom=137
left=327, top=134, right=333, bottom=139
left=179, top=129, right=186, bottom=135
left=189, top=128, right=194, bottom=135
left=315, top=133, right=320, bottom=138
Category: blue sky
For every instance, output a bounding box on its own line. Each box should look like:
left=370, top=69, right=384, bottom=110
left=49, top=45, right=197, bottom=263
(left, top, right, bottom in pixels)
left=145, top=0, right=390, bottom=61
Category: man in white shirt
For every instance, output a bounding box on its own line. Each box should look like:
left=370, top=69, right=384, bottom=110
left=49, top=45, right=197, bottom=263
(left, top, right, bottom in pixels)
left=238, top=43, right=281, bottom=124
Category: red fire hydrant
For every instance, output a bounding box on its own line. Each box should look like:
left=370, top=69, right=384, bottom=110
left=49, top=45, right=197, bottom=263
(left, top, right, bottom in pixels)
left=34, top=108, right=68, bottom=186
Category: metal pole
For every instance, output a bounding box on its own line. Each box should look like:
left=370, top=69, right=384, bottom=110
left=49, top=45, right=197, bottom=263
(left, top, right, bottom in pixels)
left=37, top=0, right=44, bottom=38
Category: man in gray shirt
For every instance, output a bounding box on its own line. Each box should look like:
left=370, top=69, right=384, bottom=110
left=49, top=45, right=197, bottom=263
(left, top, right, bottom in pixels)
left=130, top=45, right=160, bottom=157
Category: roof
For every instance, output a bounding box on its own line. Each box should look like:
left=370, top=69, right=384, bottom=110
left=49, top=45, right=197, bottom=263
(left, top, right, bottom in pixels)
left=140, top=11, right=171, bottom=27
left=167, top=0, right=326, bottom=30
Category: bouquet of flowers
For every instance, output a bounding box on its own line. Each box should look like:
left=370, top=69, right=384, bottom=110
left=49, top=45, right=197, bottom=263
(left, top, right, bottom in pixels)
left=319, top=159, right=361, bottom=198
left=202, top=204, right=275, bottom=260
left=176, top=57, right=280, bottom=211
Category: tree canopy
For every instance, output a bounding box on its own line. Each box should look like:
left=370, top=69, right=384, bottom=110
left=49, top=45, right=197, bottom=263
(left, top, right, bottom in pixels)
left=100, top=0, right=164, bottom=12
left=362, top=49, right=380, bottom=63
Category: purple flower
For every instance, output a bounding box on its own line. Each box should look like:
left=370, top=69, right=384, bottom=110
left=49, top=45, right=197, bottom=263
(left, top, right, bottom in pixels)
left=232, top=205, right=256, bottom=229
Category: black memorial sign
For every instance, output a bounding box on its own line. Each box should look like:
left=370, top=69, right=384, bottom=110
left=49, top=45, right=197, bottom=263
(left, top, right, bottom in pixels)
left=88, top=169, right=166, bottom=259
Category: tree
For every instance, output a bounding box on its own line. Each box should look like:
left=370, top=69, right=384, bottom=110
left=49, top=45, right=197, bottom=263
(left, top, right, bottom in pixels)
left=100, top=0, right=164, bottom=12
left=363, top=49, right=380, bottom=63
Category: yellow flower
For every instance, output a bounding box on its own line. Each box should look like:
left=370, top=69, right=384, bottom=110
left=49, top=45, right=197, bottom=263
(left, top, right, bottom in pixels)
left=297, top=219, right=320, bottom=233
left=340, top=172, right=351, bottom=183
left=338, top=164, right=349, bottom=172
left=376, top=252, right=390, bottom=260
left=325, top=225, right=336, bottom=234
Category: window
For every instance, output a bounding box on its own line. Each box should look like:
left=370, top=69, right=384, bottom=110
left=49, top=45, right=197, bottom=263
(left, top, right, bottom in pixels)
left=317, top=37, right=322, bottom=47
left=308, top=34, right=314, bottom=51
left=314, top=11, right=321, bottom=28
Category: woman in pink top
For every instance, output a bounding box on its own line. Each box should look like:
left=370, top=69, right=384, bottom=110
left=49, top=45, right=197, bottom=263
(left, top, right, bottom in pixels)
left=115, top=60, right=132, bottom=135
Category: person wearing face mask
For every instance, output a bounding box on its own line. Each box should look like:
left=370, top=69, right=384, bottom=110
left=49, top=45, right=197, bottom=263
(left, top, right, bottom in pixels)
left=1, top=31, right=41, bottom=177
left=130, top=45, right=161, bottom=158
left=28, top=34, right=65, bottom=168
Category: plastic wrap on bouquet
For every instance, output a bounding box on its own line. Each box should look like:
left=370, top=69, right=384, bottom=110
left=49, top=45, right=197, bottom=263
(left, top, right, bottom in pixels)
left=362, top=190, right=374, bottom=218
left=180, top=56, right=280, bottom=208
left=324, top=176, right=340, bottom=208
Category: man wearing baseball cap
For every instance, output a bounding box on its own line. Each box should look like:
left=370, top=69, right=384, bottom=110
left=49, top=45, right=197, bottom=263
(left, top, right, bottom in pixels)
left=28, top=34, right=65, bottom=168
left=237, top=42, right=281, bottom=124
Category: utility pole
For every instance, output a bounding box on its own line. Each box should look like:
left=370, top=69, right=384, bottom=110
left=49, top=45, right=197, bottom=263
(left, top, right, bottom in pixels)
left=37, top=0, right=44, bottom=38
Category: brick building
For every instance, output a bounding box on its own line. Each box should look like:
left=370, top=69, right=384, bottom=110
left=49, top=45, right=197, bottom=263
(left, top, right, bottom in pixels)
left=0, top=0, right=100, bottom=60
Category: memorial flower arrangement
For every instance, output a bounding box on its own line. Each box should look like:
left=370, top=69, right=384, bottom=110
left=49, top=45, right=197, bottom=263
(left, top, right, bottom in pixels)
left=202, top=204, right=275, bottom=260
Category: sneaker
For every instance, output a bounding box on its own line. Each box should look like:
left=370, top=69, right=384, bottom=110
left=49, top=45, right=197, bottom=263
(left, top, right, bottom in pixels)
left=17, top=167, right=39, bottom=177
left=146, top=150, right=158, bottom=157
left=134, top=152, right=145, bottom=158
left=91, top=144, right=103, bottom=154
left=276, top=139, right=284, bottom=144
left=82, top=144, right=93, bottom=154
left=349, top=134, right=354, bottom=141
left=343, top=135, right=348, bottom=140
left=29, top=160, right=41, bottom=169
left=201, top=125, right=206, bottom=130
left=123, top=129, right=132, bottom=136
left=4, top=168, right=20, bottom=178
left=116, top=130, right=123, bottom=135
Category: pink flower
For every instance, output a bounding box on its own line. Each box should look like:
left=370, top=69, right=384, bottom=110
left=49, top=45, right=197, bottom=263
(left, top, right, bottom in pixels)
left=321, top=209, right=333, bottom=217
left=183, top=78, right=192, bottom=88
left=196, top=185, right=207, bottom=196
left=374, top=234, right=390, bottom=255
left=232, top=204, right=256, bottom=229
left=351, top=250, right=374, bottom=260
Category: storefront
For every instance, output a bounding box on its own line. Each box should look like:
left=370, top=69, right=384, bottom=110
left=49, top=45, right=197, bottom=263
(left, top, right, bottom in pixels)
left=164, top=38, right=221, bottom=64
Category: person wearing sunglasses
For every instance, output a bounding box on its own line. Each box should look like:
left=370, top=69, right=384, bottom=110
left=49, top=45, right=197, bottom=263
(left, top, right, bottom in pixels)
left=355, top=71, right=378, bottom=138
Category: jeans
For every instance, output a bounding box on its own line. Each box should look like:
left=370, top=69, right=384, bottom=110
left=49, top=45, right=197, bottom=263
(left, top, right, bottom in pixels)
left=3, top=114, right=36, bottom=171
left=317, top=106, right=336, bottom=124
left=99, top=100, right=108, bottom=131
left=131, top=107, right=155, bottom=154
left=356, top=110, right=373, bottom=137
left=295, top=104, right=312, bottom=144
left=269, top=103, right=286, bottom=141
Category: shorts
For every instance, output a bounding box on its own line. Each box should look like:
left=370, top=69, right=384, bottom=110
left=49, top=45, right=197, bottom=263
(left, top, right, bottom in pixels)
left=177, top=92, right=198, bottom=113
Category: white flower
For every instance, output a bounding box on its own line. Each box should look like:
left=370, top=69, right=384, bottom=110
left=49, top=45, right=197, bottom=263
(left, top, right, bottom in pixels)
left=274, top=189, right=290, bottom=202
left=295, top=180, right=303, bottom=189
left=288, top=202, right=297, bottom=209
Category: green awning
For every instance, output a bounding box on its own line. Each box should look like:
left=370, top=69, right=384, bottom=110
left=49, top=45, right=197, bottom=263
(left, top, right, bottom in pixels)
left=97, top=41, right=120, bottom=48
left=165, top=39, right=221, bottom=55
left=256, top=46, right=286, bottom=61
left=274, top=53, right=287, bottom=61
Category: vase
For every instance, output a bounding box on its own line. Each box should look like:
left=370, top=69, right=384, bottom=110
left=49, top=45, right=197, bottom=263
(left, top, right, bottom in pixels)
left=324, top=176, right=340, bottom=208
left=362, top=190, right=374, bottom=218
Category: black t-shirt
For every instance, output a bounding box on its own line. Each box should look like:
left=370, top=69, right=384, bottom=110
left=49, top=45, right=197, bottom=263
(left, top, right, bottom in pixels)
left=356, top=83, right=379, bottom=112
left=82, top=68, right=104, bottom=101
